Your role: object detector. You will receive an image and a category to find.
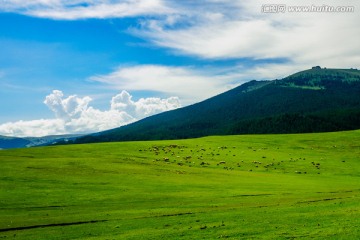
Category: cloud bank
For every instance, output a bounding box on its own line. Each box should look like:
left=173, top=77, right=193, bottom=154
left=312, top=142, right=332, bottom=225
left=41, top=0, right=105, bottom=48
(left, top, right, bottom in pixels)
left=0, top=90, right=181, bottom=137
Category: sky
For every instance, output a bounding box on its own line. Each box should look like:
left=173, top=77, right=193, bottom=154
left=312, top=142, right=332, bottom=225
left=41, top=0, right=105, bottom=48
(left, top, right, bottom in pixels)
left=0, top=0, right=359, bottom=137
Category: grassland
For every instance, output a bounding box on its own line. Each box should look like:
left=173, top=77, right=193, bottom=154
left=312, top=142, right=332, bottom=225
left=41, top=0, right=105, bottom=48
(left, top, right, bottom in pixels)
left=0, top=130, right=359, bottom=239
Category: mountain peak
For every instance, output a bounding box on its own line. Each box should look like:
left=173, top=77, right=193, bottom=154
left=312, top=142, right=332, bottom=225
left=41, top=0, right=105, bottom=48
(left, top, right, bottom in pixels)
left=287, top=67, right=360, bottom=79
left=279, top=67, right=360, bottom=90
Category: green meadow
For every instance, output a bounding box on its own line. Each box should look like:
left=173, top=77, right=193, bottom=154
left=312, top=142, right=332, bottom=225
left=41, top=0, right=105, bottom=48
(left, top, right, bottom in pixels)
left=0, top=131, right=359, bottom=239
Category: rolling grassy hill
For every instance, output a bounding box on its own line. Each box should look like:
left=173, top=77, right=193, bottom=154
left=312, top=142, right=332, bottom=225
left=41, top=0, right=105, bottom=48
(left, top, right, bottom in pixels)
left=1, top=130, right=359, bottom=239
left=72, top=67, right=360, bottom=144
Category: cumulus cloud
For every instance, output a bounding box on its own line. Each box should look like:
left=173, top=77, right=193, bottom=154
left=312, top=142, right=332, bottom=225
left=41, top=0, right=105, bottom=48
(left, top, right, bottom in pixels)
left=44, top=90, right=92, bottom=121
left=0, top=90, right=181, bottom=137
left=110, top=90, right=180, bottom=118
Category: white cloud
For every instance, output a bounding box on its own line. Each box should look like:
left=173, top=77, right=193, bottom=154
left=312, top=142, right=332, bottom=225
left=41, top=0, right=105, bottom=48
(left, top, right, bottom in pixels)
left=0, top=119, right=65, bottom=137
left=0, top=0, right=174, bottom=20
left=134, top=0, right=360, bottom=70
left=90, top=64, right=238, bottom=104
left=44, top=90, right=92, bottom=121
left=0, top=90, right=181, bottom=137
left=110, top=90, right=180, bottom=118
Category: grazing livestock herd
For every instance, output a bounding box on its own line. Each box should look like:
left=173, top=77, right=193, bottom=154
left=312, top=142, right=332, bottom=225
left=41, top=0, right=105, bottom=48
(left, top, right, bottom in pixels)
left=138, top=143, right=324, bottom=175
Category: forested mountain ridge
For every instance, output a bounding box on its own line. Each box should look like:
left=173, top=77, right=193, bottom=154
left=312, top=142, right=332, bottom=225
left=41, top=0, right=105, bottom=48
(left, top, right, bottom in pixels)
left=71, top=67, right=360, bottom=144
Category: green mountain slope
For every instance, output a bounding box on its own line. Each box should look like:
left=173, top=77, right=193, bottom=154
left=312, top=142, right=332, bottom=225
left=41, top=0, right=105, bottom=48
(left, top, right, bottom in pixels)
left=73, top=67, right=360, bottom=144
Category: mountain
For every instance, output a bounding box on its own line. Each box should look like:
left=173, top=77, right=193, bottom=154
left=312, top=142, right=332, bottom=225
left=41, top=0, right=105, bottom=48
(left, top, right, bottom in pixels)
left=71, top=67, right=360, bottom=144
left=0, top=134, right=83, bottom=149
left=0, top=136, right=32, bottom=149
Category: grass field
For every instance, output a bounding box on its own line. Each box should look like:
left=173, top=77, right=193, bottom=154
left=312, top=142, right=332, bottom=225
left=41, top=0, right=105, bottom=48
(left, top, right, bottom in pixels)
left=0, top=130, right=360, bottom=239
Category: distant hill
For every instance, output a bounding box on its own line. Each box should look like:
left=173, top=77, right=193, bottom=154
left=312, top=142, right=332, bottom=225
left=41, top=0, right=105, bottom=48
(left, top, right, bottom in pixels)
left=0, top=134, right=83, bottom=149
left=71, top=67, right=360, bottom=144
left=0, top=136, right=32, bottom=149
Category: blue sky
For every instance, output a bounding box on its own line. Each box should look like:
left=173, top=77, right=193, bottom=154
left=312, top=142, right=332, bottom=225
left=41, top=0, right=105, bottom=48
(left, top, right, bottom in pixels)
left=0, top=0, right=359, bottom=137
